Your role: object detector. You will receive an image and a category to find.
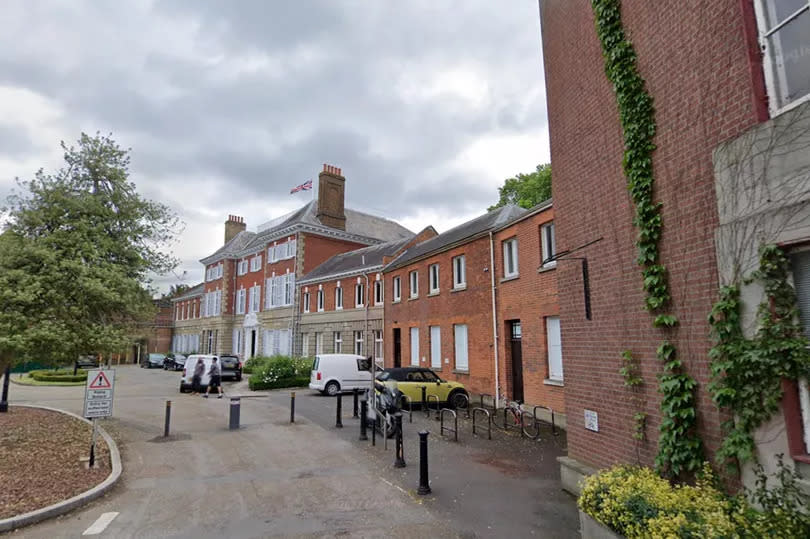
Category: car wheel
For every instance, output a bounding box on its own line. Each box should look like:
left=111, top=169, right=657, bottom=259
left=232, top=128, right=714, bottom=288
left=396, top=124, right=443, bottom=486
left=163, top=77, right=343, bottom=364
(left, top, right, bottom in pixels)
left=325, top=381, right=340, bottom=396
left=449, top=390, right=469, bottom=409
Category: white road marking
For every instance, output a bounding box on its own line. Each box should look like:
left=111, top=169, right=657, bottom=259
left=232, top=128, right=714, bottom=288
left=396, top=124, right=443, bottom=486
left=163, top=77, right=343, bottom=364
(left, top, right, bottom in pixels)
left=379, top=476, right=408, bottom=495
left=82, top=512, right=119, bottom=535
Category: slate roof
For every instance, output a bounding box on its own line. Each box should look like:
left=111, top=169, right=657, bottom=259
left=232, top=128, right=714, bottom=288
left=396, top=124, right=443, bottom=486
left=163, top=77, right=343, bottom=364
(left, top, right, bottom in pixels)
left=385, top=204, right=527, bottom=271
left=170, top=282, right=205, bottom=302
left=300, top=235, right=415, bottom=283
left=201, top=201, right=413, bottom=264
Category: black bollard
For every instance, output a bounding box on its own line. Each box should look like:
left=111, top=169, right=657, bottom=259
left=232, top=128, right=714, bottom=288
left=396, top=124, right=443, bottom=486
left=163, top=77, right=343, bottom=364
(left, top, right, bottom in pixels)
left=421, top=386, right=427, bottom=417
left=394, top=413, right=406, bottom=468
left=0, top=365, right=10, bottom=413
left=359, top=399, right=368, bottom=440
left=229, top=397, right=240, bottom=430
left=352, top=388, right=359, bottom=418
left=372, top=416, right=377, bottom=446
left=418, top=430, right=431, bottom=494
left=335, top=393, right=343, bottom=428
left=164, top=400, right=172, bottom=437
left=290, top=391, right=296, bottom=423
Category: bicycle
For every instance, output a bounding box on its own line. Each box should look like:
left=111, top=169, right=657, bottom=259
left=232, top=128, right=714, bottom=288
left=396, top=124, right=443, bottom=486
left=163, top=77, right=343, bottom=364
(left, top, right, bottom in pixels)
left=494, top=393, right=540, bottom=439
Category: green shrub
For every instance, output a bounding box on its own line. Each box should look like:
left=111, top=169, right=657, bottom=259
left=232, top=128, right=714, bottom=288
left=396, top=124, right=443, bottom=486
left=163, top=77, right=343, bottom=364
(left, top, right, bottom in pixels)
left=29, top=369, right=88, bottom=383
left=242, top=355, right=271, bottom=375
left=248, top=356, right=312, bottom=391
left=579, top=460, right=810, bottom=538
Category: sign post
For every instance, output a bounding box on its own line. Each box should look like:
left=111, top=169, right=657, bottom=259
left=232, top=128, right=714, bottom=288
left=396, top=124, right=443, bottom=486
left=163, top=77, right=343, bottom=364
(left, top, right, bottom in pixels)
left=83, top=369, right=115, bottom=467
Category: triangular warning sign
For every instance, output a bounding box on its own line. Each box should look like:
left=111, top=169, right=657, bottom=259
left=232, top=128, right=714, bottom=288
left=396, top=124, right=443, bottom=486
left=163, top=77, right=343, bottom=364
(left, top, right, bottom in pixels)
left=89, top=371, right=112, bottom=389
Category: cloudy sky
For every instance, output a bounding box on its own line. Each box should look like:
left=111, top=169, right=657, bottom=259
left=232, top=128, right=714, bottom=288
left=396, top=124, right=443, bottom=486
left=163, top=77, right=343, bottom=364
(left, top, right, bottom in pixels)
left=0, top=1, right=549, bottom=292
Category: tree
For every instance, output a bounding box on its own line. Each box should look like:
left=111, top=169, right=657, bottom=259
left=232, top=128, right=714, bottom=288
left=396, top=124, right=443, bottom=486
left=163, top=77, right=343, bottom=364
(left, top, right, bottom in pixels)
left=488, top=163, right=552, bottom=211
left=0, top=133, right=180, bottom=372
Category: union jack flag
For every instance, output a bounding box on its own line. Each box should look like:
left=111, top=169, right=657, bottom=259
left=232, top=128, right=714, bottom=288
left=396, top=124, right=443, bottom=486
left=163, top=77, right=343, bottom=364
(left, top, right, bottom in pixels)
left=290, top=180, right=313, bottom=194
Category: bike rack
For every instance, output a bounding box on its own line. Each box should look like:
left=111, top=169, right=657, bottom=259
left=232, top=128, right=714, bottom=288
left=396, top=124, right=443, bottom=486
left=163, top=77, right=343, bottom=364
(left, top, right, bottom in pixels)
left=520, top=410, right=537, bottom=439
left=398, top=395, right=414, bottom=424
left=372, top=406, right=389, bottom=450
left=440, top=408, right=458, bottom=442
left=503, top=407, right=529, bottom=438
left=479, top=393, right=495, bottom=411
left=427, top=394, right=440, bottom=420
left=471, top=407, right=491, bottom=440
left=532, top=405, right=558, bottom=436
left=455, top=393, right=471, bottom=418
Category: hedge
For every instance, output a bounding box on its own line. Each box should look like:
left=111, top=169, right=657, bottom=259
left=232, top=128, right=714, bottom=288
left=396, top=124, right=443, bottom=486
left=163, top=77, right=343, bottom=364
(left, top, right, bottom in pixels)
left=248, top=356, right=312, bottom=391
left=29, top=369, right=88, bottom=383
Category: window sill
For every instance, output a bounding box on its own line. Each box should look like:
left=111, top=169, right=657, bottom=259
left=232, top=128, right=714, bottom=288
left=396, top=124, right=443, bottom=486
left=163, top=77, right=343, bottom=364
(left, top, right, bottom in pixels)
left=544, top=378, right=564, bottom=387
left=500, top=274, right=519, bottom=283
left=427, top=291, right=440, bottom=297
left=392, top=299, right=401, bottom=304
left=355, top=305, right=364, bottom=309
left=408, top=296, right=419, bottom=301
left=453, top=369, right=469, bottom=375
left=537, top=265, right=556, bottom=274
left=336, top=307, right=343, bottom=311
left=450, top=286, right=467, bottom=293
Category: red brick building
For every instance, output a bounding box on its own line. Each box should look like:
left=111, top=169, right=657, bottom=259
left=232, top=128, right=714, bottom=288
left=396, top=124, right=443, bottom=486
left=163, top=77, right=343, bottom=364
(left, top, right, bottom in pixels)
left=540, top=0, right=810, bottom=492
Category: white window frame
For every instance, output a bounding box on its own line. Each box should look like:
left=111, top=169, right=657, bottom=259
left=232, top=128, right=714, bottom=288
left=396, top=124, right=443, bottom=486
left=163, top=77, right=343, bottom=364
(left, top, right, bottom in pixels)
left=317, top=289, right=325, bottom=312
left=374, top=280, right=383, bottom=305
left=409, top=270, right=419, bottom=299
left=302, top=333, right=310, bottom=357
left=410, top=327, right=420, bottom=366
left=503, top=238, right=519, bottom=278
left=541, top=222, right=557, bottom=268
left=355, top=282, right=365, bottom=308
left=284, top=273, right=295, bottom=306
left=250, top=255, right=262, bottom=272
left=374, top=330, right=383, bottom=362
left=335, top=285, right=343, bottom=310
left=236, top=288, right=246, bottom=315
left=546, top=316, right=563, bottom=381
left=334, top=331, right=342, bottom=354
left=287, top=238, right=297, bottom=259
left=452, top=255, right=466, bottom=289
left=214, top=289, right=221, bottom=316
left=303, top=291, right=310, bottom=313
left=429, top=263, right=440, bottom=294
left=753, top=0, right=810, bottom=116
left=270, top=243, right=279, bottom=263
left=393, top=276, right=401, bottom=302
left=430, top=326, right=441, bottom=369
left=354, top=331, right=363, bottom=355
left=315, top=333, right=323, bottom=355
left=454, top=324, right=468, bottom=371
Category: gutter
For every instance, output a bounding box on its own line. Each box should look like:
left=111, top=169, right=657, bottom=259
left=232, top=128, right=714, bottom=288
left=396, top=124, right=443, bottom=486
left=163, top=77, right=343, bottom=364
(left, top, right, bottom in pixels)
left=489, top=231, right=500, bottom=409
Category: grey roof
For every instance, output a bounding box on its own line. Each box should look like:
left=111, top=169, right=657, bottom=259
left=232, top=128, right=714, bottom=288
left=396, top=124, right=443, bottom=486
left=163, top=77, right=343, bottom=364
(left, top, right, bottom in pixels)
left=300, top=236, right=415, bottom=283
left=202, top=230, right=257, bottom=262
left=385, top=204, right=527, bottom=270
left=493, top=198, right=553, bottom=232
left=171, top=282, right=205, bottom=302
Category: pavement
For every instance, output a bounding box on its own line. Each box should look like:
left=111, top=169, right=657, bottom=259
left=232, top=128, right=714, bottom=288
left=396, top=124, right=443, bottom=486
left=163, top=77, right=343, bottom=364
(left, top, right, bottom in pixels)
left=3, top=365, right=578, bottom=538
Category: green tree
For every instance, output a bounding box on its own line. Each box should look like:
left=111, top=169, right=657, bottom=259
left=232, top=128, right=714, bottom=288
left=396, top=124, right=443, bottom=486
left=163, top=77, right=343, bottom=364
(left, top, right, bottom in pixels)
left=0, top=133, right=180, bottom=372
left=488, top=163, right=552, bottom=211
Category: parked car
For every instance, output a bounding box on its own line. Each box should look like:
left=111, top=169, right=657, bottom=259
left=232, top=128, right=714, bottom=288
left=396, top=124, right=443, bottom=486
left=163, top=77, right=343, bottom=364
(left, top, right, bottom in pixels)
left=76, top=355, right=99, bottom=369
left=309, top=354, right=372, bottom=396
left=219, top=355, right=242, bottom=381
left=376, top=367, right=469, bottom=408
left=142, top=353, right=166, bottom=369
left=164, top=353, right=187, bottom=371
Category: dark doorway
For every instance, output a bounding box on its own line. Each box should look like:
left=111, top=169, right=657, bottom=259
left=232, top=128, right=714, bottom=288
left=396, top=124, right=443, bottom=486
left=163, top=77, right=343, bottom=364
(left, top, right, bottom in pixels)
left=393, top=328, right=402, bottom=368
left=250, top=330, right=257, bottom=358
left=509, top=321, right=524, bottom=403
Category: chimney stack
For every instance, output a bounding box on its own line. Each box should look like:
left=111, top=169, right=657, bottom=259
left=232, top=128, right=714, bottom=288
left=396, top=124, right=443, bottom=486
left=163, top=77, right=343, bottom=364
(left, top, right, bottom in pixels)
left=316, top=163, right=346, bottom=231
left=224, top=214, right=246, bottom=244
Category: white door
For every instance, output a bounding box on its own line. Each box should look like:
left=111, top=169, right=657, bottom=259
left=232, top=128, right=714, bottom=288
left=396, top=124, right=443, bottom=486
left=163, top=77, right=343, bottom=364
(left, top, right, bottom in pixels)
left=410, top=328, right=419, bottom=366
left=430, top=326, right=441, bottom=369
left=546, top=316, right=563, bottom=381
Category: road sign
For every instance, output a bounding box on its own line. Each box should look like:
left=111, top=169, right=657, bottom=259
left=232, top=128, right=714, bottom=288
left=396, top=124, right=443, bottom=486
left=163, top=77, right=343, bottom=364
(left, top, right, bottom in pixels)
left=84, top=369, right=115, bottom=418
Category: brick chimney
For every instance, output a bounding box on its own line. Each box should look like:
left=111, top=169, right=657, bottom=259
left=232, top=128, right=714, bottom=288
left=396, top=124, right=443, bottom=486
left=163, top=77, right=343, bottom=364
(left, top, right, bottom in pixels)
left=224, top=215, right=246, bottom=244
left=316, top=164, right=346, bottom=231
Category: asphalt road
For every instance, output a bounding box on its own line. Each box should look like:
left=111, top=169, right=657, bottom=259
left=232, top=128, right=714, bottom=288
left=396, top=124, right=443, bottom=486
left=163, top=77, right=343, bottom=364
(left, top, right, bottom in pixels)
left=4, top=365, right=578, bottom=538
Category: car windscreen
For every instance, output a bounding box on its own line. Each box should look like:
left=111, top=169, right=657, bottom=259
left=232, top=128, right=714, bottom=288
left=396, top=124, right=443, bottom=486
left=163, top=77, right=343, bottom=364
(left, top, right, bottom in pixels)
left=376, top=371, right=391, bottom=381
left=312, top=357, right=319, bottom=370
left=219, top=357, right=238, bottom=366
left=421, top=370, right=439, bottom=382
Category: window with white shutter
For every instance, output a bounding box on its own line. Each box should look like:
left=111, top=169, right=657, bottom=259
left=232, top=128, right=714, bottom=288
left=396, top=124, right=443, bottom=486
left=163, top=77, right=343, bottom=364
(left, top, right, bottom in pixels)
left=430, top=326, right=441, bottom=369
left=546, top=316, right=563, bottom=381
left=454, top=324, right=468, bottom=371
left=410, top=327, right=419, bottom=366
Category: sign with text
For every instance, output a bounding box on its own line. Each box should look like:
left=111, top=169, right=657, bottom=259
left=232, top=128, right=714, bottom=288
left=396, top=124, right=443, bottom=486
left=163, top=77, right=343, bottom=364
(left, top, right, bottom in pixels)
left=584, top=409, right=599, bottom=432
left=83, top=369, right=115, bottom=418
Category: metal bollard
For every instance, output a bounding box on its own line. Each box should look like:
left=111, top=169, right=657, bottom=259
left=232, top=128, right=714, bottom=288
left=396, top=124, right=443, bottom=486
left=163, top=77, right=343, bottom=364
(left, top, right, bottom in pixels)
left=290, top=391, right=296, bottom=423
left=421, top=386, right=428, bottom=417
left=393, top=413, right=406, bottom=468
left=353, top=388, right=359, bottom=418
left=164, top=400, right=172, bottom=437
left=417, top=430, right=431, bottom=495
left=335, top=393, right=343, bottom=428
left=229, top=397, right=241, bottom=430
left=359, top=399, right=368, bottom=441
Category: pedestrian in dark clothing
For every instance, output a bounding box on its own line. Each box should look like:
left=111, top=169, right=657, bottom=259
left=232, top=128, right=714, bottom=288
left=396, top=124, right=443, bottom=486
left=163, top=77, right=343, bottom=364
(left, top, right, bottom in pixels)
left=204, top=357, right=223, bottom=399
left=191, top=359, right=205, bottom=395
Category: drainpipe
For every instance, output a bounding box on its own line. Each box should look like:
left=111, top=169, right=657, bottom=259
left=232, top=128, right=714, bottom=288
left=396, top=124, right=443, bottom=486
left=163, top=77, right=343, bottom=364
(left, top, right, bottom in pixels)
left=489, top=231, right=500, bottom=409
left=363, top=270, right=372, bottom=388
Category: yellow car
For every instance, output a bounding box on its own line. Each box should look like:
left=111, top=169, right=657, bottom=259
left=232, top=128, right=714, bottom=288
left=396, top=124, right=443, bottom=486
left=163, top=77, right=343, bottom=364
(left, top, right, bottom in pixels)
left=376, top=367, right=469, bottom=408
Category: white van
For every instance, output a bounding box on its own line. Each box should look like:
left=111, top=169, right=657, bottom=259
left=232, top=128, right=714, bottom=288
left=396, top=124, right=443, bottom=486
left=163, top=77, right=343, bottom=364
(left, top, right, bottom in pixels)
left=180, top=354, right=217, bottom=392
left=309, top=354, right=372, bottom=396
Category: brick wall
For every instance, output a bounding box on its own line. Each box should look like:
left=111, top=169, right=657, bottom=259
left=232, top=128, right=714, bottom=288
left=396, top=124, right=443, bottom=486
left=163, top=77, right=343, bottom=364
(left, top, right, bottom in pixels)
left=540, top=0, right=761, bottom=469
left=384, top=236, right=496, bottom=395
left=301, top=233, right=367, bottom=274
left=493, top=206, right=563, bottom=412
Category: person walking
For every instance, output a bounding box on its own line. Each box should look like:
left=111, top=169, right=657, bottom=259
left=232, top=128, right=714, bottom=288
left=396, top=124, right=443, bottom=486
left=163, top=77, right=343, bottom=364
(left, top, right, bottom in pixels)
left=204, top=357, right=223, bottom=399
left=191, top=359, right=205, bottom=395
